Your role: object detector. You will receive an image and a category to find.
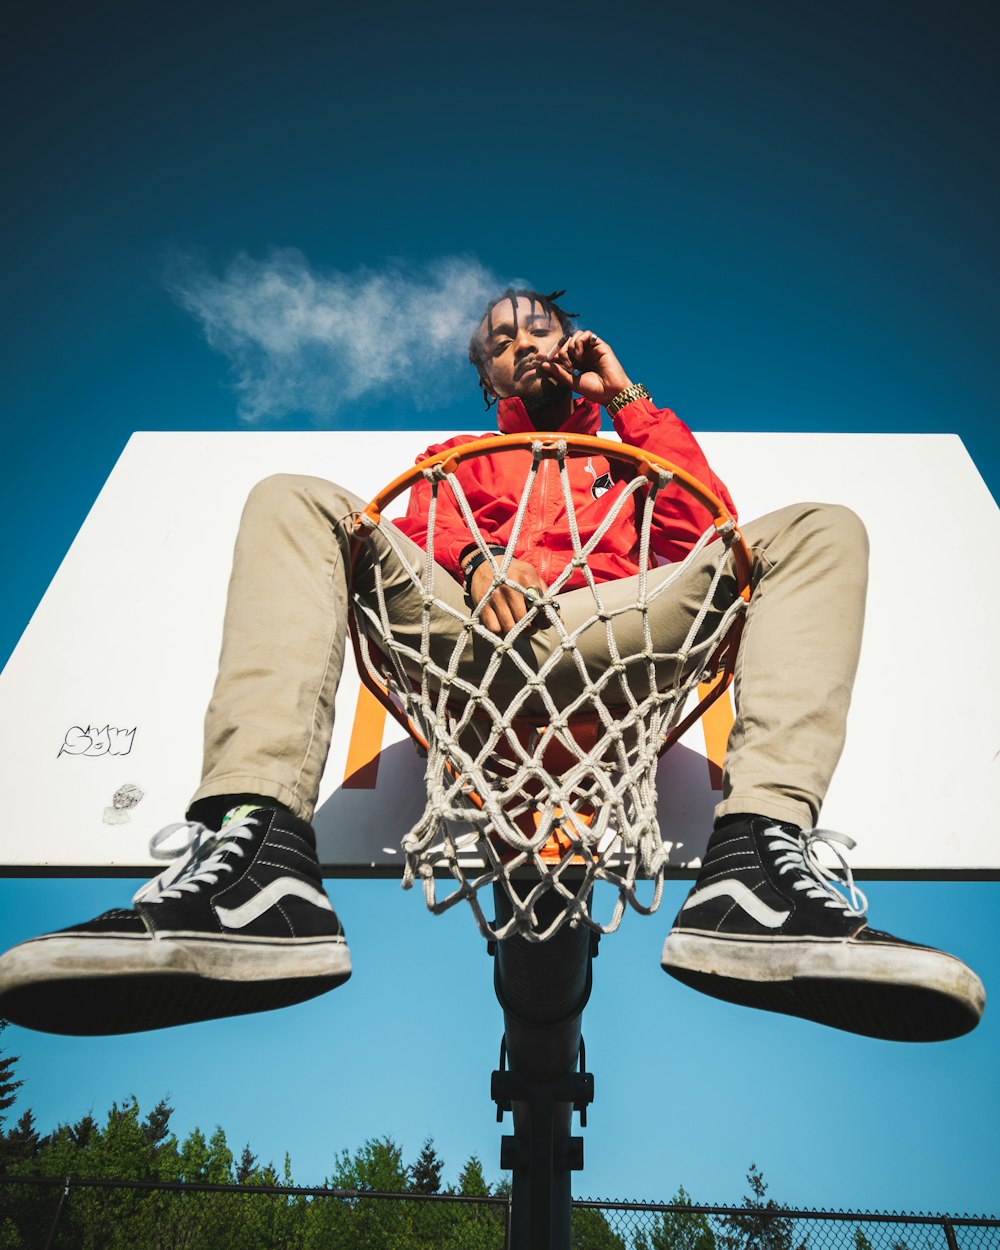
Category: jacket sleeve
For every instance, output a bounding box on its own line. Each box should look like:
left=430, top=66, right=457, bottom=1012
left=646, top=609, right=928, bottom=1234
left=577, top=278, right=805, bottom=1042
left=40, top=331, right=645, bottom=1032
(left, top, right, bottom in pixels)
left=392, top=435, right=503, bottom=582
left=610, top=397, right=737, bottom=563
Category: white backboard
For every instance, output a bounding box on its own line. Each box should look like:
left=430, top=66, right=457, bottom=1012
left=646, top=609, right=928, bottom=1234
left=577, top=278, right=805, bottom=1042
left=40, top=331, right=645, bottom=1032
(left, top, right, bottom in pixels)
left=1, top=430, right=998, bottom=878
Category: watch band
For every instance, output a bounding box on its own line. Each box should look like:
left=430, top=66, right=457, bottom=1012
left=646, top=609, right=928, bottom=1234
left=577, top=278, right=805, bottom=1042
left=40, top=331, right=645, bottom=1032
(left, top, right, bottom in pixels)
left=462, top=545, right=506, bottom=593
left=606, top=382, right=651, bottom=416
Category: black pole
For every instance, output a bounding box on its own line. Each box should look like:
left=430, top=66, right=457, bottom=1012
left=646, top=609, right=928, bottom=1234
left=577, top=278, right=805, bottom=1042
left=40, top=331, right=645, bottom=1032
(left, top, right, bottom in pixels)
left=491, top=883, right=597, bottom=1250
left=942, top=1218, right=961, bottom=1250
left=43, top=1176, right=71, bottom=1250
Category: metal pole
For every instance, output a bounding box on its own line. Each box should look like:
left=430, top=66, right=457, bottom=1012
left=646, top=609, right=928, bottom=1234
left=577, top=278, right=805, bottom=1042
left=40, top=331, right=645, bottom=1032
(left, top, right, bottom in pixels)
left=43, top=1176, right=71, bottom=1250
left=491, top=884, right=597, bottom=1250
left=942, top=1217, right=961, bottom=1250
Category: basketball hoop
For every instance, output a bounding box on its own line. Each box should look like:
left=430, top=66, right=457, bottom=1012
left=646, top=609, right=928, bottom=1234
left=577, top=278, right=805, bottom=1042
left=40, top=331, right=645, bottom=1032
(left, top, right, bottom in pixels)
left=348, top=433, right=751, bottom=941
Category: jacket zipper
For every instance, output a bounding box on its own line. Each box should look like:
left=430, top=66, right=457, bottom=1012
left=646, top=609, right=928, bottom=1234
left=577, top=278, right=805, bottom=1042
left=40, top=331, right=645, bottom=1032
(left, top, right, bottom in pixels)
left=537, top=459, right=553, bottom=583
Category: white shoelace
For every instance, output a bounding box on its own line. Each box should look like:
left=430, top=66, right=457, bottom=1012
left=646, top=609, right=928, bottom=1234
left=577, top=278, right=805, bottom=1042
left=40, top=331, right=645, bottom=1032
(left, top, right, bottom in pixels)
left=766, top=826, right=868, bottom=918
left=132, top=813, right=260, bottom=906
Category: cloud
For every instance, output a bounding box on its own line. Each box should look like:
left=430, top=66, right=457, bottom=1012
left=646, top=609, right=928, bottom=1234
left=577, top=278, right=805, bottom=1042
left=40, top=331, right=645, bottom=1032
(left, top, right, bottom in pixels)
left=167, top=251, right=502, bottom=423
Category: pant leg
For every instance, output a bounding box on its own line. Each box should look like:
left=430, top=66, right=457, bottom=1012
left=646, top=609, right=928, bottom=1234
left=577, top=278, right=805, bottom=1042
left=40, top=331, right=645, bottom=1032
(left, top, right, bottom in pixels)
left=720, top=503, right=868, bottom=827
left=188, top=473, right=473, bottom=822
left=547, top=503, right=869, bottom=830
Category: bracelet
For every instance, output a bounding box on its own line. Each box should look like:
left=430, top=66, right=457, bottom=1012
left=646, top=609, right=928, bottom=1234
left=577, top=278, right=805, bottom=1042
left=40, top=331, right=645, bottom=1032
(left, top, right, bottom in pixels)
left=606, top=382, right=651, bottom=416
left=462, top=545, right=506, bottom=594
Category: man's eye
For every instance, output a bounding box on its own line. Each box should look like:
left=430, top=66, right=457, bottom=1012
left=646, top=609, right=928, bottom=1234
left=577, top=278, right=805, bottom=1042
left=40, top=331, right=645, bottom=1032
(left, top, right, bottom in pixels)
left=492, top=341, right=511, bottom=356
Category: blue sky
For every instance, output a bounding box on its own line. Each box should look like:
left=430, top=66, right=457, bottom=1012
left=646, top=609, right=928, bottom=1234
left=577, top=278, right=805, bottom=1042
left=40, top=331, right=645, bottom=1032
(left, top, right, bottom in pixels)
left=2, top=0, right=998, bottom=1214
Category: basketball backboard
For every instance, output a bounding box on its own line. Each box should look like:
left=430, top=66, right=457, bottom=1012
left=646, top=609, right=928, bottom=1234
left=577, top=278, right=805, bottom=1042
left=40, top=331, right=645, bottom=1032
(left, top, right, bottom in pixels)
left=1, top=430, right=998, bottom=879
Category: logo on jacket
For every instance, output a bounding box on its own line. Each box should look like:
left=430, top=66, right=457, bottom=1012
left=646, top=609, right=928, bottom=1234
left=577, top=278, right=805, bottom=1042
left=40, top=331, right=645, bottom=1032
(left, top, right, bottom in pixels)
left=584, top=458, right=613, bottom=500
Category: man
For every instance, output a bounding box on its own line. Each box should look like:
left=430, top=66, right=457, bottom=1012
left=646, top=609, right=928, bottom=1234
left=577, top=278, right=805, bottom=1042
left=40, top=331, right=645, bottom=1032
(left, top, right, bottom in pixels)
left=0, top=288, right=984, bottom=1042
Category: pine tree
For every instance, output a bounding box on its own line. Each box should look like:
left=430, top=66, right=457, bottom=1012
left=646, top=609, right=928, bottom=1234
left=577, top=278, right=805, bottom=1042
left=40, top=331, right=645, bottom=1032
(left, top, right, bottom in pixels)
left=719, top=1164, right=807, bottom=1250
left=457, top=1154, right=490, bottom=1196
left=446, top=1154, right=507, bottom=1250
left=236, top=1143, right=258, bottom=1183
left=0, top=1022, right=24, bottom=1138
left=409, top=1137, right=445, bottom=1193
left=2, top=1110, right=39, bottom=1166
left=69, top=1112, right=97, bottom=1149
left=140, top=1097, right=173, bottom=1151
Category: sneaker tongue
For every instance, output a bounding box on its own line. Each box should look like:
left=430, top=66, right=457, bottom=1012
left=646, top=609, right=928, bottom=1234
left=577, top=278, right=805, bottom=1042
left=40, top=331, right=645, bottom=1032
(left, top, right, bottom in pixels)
left=221, top=803, right=262, bottom=827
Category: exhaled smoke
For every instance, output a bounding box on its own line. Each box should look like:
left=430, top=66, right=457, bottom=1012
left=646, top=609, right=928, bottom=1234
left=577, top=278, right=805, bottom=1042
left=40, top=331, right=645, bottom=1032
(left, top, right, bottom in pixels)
left=167, top=250, right=502, bottom=423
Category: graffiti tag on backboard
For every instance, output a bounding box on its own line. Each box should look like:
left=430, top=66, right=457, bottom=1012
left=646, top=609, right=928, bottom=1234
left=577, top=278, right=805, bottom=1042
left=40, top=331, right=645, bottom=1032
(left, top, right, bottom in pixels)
left=58, top=725, right=136, bottom=758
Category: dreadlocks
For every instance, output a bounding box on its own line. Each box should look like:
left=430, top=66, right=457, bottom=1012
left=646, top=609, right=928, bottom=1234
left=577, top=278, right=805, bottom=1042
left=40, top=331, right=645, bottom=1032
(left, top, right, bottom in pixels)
left=468, top=288, right=579, bottom=410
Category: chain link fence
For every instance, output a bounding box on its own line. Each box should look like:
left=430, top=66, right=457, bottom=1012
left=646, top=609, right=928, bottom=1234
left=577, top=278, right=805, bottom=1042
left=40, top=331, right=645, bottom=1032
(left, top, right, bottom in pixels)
left=0, top=1176, right=508, bottom=1249
left=574, top=1199, right=1000, bottom=1250
left=0, top=1175, right=996, bottom=1250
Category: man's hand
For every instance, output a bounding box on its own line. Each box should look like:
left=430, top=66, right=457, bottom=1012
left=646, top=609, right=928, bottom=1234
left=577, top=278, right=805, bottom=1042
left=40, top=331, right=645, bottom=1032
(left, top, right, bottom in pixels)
left=467, top=557, right=547, bottom=635
left=531, top=331, right=632, bottom=408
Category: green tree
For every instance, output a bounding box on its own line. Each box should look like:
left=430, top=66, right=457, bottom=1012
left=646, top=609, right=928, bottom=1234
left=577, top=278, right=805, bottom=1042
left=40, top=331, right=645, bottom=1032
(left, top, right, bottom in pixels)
left=1, top=1112, right=39, bottom=1168
left=68, top=1111, right=98, bottom=1150
left=0, top=1087, right=262, bottom=1250
left=330, top=1135, right=409, bottom=1192
left=403, top=1136, right=452, bottom=1249
left=236, top=1144, right=258, bottom=1183
left=718, top=1164, right=807, bottom=1250
left=3, top=1118, right=83, bottom=1244
left=8, top=1097, right=174, bottom=1250
left=0, top=1020, right=25, bottom=1162
left=457, top=1154, right=490, bottom=1196
left=634, top=1186, right=716, bottom=1250
left=436, top=1153, right=505, bottom=1250
left=227, top=1149, right=308, bottom=1250
left=409, top=1137, right=444, bottom=1193
left=142, top=1098, right=174, bottom=1152
left=317, top=1136, right=413, bottom=1249
left=274, top=1152, right=309, bottom=1249
left=572, top=1204, right=627, bottom=1249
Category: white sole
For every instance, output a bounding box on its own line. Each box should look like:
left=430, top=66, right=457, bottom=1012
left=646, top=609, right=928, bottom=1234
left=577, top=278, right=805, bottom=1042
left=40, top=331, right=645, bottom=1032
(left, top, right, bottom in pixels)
left=0, top=931, right=351, bottom=985
left=661, top=928, right=985, bottom=1042
left=0, top=933, right=352, bottom=1036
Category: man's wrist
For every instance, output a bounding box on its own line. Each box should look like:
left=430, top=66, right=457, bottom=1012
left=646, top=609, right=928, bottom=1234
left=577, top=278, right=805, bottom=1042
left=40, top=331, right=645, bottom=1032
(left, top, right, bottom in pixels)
left=462, top=545, right=506, bottom=591
left=606, top=382, right=651, bottom=416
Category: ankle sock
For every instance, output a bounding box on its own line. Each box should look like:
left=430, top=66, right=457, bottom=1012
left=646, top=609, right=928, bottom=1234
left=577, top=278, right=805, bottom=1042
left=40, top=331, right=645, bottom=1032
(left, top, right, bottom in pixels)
left=186, top=794, right=292, bottom=832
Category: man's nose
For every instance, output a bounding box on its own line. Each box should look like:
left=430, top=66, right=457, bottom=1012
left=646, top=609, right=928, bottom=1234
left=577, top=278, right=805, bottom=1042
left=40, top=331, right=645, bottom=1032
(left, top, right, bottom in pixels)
left=513, top=327, right=537, bottom=354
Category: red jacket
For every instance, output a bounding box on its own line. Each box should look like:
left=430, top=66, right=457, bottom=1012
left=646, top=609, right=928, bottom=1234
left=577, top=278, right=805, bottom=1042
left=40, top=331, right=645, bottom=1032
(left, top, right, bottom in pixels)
left=395, top=394, right=736, bottom=590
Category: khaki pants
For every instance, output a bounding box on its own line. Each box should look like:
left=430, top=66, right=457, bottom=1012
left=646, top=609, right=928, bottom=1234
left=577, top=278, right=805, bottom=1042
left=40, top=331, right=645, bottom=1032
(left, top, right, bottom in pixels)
left=189, top=474, right=868, bottom=832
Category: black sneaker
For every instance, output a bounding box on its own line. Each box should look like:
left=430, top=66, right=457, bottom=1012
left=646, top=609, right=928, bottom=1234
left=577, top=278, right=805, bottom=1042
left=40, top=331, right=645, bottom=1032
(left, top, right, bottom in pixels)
left=660, top=816, right=985, bottom=1042
left=0, top=806, right=351, bottom=1036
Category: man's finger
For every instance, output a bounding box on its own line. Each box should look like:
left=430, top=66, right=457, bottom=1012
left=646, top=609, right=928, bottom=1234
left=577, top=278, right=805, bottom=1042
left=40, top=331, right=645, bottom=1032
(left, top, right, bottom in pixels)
left=481, top=603, right=501, bottom=634
left=471, top=559, right=548, bottom=634
left=491, top=588, right=518, bottom=634
left=536, top=355, right=575, bottom=388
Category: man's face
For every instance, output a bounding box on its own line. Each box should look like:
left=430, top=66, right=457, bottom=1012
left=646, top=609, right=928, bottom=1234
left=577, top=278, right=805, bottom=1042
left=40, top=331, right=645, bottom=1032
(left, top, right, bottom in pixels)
left=476, top=296, right=567, bottom=411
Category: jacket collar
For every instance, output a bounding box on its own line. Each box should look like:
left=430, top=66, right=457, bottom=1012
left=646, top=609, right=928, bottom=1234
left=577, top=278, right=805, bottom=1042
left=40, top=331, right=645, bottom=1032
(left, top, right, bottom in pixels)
left=496, top=396, right=601, bottom=436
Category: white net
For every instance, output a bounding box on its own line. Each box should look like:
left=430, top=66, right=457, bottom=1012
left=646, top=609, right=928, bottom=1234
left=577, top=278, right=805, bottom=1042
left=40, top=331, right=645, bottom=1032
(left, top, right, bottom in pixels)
left=348, top=434, right=750, bottom=941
